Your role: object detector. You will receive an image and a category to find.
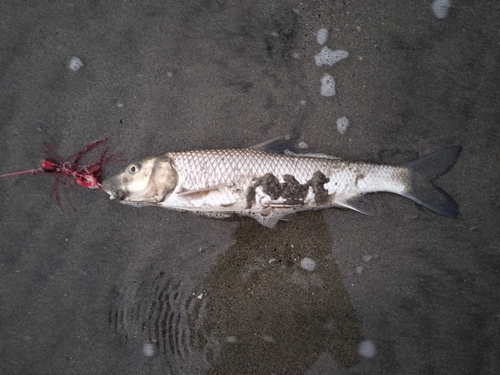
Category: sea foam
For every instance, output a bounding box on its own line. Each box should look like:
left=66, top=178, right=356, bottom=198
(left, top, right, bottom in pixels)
left=68, top=57, right=84, bottom=71
left=336, top=116, right=349, bottom=134
left=316, top=28, right=328, bottom=45
left=358, top=340, right=377, bottom=358
left=314, top=47, right=349, bottom=67
left=300, top=257, right=316, bottom=271
left=320, top=74, right=336, bottom=97
left=431, top=0, right=452, bottom=19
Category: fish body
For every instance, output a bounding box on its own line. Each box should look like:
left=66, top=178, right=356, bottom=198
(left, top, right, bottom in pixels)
left=102, top=138, right=461, bottom=228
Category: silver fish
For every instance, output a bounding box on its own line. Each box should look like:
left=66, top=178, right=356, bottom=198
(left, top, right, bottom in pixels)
left=102, top=137, right=461, bottom=228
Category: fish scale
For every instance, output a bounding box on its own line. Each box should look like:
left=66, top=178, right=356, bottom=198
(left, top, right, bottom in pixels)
left=102, top=139, right=461, bottom=228
left=167, top=148, right=401, bottom=197
left=168, top=148, right=343, bottom=189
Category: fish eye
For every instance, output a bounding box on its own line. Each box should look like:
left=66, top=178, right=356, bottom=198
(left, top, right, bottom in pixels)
left=128, top=163, right=141, bottom=174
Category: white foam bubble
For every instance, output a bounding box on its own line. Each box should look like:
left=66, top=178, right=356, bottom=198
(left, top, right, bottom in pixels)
left=320, top=74, right=336, bottom=97
left=300, top=257, right=316, bottom=271
left=68, top=56, right=84, bottom=71
left=358, top=340, right=377, bottom=358
left=314, top=47, right=349, bottom=67
left=298, top=141, right=308, bottom=149
left=262, top=334, right=275, bottom=343
left=142, top=342, right=155, bottom=357
left=316, top=28, right=328, bottom=45
left=431, top=0, right=452, bottom=19
left=336, top=116, right=349, bottom=134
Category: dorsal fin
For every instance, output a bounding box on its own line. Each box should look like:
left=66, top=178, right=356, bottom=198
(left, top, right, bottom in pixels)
left=250, top=135, right=299, bottom=154
left=283, top=150, right=341, bottom=160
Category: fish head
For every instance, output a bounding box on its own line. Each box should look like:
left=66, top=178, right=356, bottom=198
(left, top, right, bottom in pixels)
left=102, top=156, right=178, bottom=204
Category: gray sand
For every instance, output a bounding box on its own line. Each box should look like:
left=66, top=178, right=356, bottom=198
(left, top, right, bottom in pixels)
left=1, top=1, right=499, bottom=374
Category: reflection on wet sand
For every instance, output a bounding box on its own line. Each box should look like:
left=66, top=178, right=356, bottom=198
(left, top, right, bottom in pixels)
left=110, top=211, right=361, bottom=373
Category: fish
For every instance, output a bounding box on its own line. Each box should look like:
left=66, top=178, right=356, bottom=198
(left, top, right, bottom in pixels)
left=101, top=136, right=462, bottom=228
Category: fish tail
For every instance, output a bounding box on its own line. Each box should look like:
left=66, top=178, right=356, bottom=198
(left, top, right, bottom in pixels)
left=402, top=146, right=462, bottom=218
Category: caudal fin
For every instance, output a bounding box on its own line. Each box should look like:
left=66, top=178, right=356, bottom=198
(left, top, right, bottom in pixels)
left=402, top=146, right=462, bottom=218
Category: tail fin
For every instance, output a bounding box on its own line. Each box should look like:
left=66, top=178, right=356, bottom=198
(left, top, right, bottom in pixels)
left=402, top=146, right=462, bottom=218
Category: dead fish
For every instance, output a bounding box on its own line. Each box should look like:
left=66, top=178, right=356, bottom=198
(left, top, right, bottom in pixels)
left=102, top=136, right=462, bottom=228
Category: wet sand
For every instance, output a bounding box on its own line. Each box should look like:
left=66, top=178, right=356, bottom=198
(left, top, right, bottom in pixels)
left=1, top=1, right=499, bottom=374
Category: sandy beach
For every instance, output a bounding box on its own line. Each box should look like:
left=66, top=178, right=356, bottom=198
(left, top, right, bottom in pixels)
left=1, top=1, right=499, bottom=373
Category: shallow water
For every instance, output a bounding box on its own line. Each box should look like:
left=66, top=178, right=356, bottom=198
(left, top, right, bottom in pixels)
left=1, top=1, right=499, bottom=374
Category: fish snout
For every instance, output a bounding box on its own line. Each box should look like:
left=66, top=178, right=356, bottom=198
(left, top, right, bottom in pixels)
left=101, top=179, right=125, bottom=201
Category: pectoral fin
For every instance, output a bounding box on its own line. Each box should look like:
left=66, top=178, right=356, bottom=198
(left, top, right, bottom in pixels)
left=177, top=184, right=225, bottom=198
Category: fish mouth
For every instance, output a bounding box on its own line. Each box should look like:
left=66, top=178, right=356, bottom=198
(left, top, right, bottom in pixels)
left=101, top=180, right=125, bottom=201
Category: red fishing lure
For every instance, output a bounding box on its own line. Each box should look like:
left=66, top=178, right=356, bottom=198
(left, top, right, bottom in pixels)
left=0, top=138, right=115, bottom=207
